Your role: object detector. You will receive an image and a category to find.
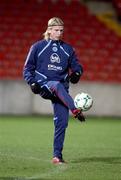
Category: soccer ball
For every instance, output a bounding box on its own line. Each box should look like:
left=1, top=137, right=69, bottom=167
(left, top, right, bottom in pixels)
left=74, top=92, right=93, bottom=111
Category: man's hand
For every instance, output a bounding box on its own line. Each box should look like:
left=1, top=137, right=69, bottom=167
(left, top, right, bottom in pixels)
left=30, top=82, right=54, bottom=99
left=30, top=82, right=41, bottom=94
left=39, top=85, right=53, bottom=99
left=69, top=72, right=81, bottom=84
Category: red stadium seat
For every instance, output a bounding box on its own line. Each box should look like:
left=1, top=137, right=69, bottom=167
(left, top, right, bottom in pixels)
left=0, top=0, right=121, bottom=83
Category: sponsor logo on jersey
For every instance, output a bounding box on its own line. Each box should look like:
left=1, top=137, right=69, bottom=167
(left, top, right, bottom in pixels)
left=48, top=64, right=62, bottom=71
left=50, top=53, right=60, bottom=63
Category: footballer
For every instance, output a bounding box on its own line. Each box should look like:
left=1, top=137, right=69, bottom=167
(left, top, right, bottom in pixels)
left=23, top=17, right=85, bottom=164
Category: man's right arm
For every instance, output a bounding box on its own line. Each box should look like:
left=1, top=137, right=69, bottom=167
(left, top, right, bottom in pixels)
left=23, top=45, right=36, bottom=85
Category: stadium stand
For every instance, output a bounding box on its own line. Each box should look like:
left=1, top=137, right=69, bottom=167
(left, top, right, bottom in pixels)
left=112, top=0, right=121, bottom=22
left=0, top=0, right=121, bottom=83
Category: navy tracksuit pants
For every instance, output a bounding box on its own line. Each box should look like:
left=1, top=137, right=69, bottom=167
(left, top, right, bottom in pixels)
left=41, top=81, right=76, bottom=159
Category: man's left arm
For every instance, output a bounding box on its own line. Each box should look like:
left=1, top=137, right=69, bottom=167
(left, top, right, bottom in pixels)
left=69, top=49, right=83, bottom=84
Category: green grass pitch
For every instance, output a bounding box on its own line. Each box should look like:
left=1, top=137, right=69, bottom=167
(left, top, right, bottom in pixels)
left=0, top=115, right=121, bottom=180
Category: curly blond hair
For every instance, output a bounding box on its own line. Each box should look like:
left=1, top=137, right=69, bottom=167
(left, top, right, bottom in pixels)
left=43, top=17, right=64, bottom=40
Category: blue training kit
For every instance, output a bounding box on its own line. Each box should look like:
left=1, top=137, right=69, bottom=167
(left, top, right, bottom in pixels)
left=23, top=39, right=83, bottom=159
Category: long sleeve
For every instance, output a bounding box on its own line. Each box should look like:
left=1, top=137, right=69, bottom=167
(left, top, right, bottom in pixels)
left=69, top=49, right=83, bottom=76
left=23, top=45, right=37, bottom=85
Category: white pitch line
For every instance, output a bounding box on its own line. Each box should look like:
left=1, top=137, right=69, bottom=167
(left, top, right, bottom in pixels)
left=0, top=152, right=47, bottom=162
left=0, top=151, right=68, bottom=179
left=25, top=164, right=68, bottom=180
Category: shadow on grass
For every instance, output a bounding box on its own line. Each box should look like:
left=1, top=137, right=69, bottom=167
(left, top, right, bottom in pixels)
left=71, top=156, right=121, bottom=164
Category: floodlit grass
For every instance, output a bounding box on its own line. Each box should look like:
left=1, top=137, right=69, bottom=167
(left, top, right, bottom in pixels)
left=0, top=115, right=121, bottom=180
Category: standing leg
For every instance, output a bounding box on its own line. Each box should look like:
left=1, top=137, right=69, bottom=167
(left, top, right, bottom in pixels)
left=52, top=99, right=69, bottom=160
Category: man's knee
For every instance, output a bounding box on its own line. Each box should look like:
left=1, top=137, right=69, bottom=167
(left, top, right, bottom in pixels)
left=48, top=81, right=64, bottom=93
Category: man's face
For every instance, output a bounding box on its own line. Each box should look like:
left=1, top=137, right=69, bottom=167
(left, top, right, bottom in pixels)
left=49, top=26, right=64, bottom=40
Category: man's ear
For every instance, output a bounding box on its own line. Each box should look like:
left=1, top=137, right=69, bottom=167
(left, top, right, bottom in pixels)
left=47, top=27, right=52, bottom=34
